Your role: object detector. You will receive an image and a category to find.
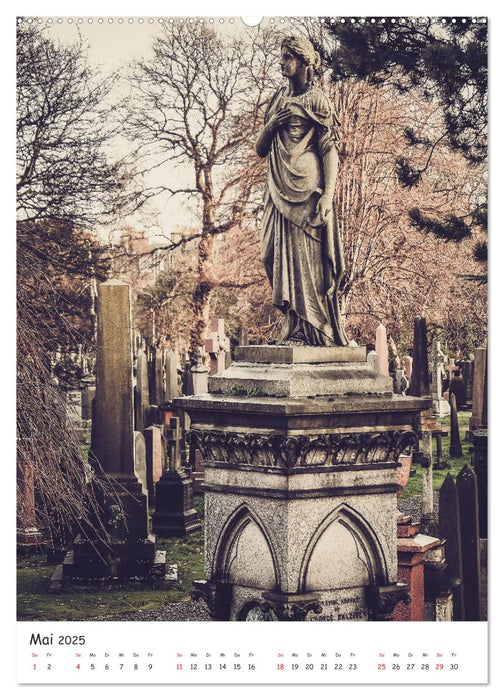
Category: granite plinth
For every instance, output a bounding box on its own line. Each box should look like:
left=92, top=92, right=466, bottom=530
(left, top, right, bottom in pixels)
left=235, top=345, right=366, bottom=364
left=209, top=361, right=393, bottom=397
left=208, top=345, right=392, bottom=398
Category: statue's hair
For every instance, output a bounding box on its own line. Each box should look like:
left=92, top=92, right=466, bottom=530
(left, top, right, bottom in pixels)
left=281, top=35, right=321, bottom=86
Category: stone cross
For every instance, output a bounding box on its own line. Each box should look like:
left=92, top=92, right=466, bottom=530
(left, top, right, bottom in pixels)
left=205, top=318, right=230, bottom=376
left=432, top=341, right=449, bottom=416
left=165, top=416, right=183, bottom=472
left=375, top=323, right=389, bottom=376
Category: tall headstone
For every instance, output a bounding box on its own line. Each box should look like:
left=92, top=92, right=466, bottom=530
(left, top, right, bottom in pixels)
left=148, top=347, right=164, bottom=407
left=52, top=280, right=166, bottom=587
left=135, top=348, right=149, bottom=432
left=375, top=323, right=389, bottom=376
left=449, top=394, right=463, bottom=458
left=92, top=281, right=135, bottom=481
left=470, top=348, right=487, bottom=430
left=439, top=474, right=465, bottom=620
left=144, top=425, right=165, bottom=501
left=410, top=316, right=430, bottom=398
left=471, top=349, right=488, bottom=538
left=457, top=465, right=482, bottom=621
left=459, top=360, right=474, bottom=403
left=164, top=349, right=180, bottom=402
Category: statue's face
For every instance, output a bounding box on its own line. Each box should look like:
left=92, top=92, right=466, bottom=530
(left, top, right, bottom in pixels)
left=280, top=47, right=304, bottom=78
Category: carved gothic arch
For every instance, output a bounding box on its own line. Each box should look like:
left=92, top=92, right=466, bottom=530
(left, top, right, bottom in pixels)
left=212, top=503, right=281, bottom=588
left=298, top=503, right=388, bottom=592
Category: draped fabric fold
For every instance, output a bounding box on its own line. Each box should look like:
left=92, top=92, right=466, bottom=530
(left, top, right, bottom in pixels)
left=260, top=86, right=348, bottom=346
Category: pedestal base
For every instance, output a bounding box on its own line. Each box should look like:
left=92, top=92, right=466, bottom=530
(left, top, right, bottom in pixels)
left=49, top=534, right=172, bottom=589
left=175, top=347, right=430, bottom=621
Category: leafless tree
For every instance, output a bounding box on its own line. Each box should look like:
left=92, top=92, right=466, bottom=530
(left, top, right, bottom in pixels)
left=16, top=22, right=128, bottom=549
left=124, top=22, right=278, bottom=359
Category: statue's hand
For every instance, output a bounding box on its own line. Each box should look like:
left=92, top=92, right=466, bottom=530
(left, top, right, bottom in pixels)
left=267, top=107, right=291, bottom=132
left=312, top=193, right=333, bottom=226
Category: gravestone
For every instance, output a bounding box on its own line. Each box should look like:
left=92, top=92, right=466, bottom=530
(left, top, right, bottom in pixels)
left=177, top=345, right=427, bottom=621
left=51, top=280, right=166, bottom=587
left=402, top=355, right=413, bottom=382
left=189, top=347, right=209, bottom=395
left=459, top=359, right=474, bottom=403
left=468, top=348, right=487, bottom=537
left=449, top=393, right=463, bottom=458
left=367, top=350, right=380, bottom=375
left=17, top=458, right=45, bottom=553
left=205, top=318, right=231, bottom=376
left=164, top=349, right=179, bottom=402
left=449, top=372, right=467, bottom=410
left=135, top=348, right=149, bottom=432
left=152, top=416, right=201, bottom=537
left=457, top=465, right=482, bottom=621
left=134, top=431, right=148, bottom=495
left=431, top=341, right=449, bottom=416
left=144, top=425, right=164, bottom=501
left=239, top=326, right=249, bottom=347
left=375, top=323, right=389, bottom=376
left=81, top=385, right=96, bottom=422
left=439, top=474, right=465, bottom=620
left=409, top=317, right=430, bottom=398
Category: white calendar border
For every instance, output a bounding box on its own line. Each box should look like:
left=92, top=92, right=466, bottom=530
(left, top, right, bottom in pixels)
left=5, top=0, right=502, bottom=695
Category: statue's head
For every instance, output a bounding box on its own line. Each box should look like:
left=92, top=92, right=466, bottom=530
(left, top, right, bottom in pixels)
left=281, top=36, right=321, bottom=85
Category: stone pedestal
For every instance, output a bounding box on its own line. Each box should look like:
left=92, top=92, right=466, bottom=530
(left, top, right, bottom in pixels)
left=394, top=515, right=440, bottom=621
left=175, top=346, right=429, bottom=621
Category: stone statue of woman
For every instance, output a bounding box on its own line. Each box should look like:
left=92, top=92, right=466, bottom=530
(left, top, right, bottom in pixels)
left=256, top=35, right=348, bottom=346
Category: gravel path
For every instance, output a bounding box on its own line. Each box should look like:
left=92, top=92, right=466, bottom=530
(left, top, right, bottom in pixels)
left=110, top=597, right=212, bottom=622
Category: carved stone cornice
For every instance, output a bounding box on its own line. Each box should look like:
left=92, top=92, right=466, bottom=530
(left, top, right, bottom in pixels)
left=187, top=429, right=418, bottom=470
left=366, top=583, right=411, bottom=621
left=260, top=591, right=323, bottom=621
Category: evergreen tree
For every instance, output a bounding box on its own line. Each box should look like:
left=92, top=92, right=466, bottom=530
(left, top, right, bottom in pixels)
left=323, top=17, right=487, bottom=262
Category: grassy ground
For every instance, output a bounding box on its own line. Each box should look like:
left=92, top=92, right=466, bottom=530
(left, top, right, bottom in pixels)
left=17, top=496, right=204, bottom=621
left=399, top=410, right=472, bottom=500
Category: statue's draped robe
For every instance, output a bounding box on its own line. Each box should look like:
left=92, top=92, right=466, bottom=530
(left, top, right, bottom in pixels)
left=260, top=87, right=348, bottom=346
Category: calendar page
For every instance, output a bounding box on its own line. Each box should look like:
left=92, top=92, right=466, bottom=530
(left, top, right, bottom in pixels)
left=14, top=3, right=492, bottom=691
